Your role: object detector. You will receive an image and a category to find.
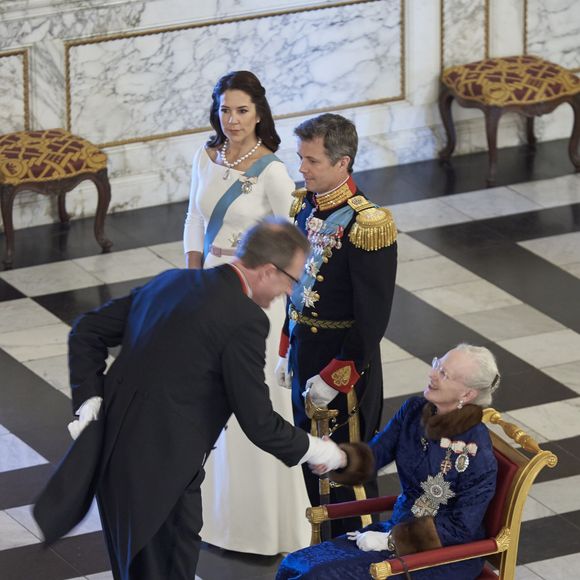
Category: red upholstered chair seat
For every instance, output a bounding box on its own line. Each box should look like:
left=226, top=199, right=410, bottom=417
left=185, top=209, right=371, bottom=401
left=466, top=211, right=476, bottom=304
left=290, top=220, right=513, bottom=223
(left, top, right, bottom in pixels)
left=0, top=128, right=112, bottom=268
left=441, top=55, right=580, bottom=107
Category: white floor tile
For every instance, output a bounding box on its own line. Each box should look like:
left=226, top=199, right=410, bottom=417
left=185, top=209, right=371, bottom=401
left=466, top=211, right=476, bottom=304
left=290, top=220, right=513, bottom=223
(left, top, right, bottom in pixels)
left=0, top=261, right=102, bottom=297
left=498, top=329, right=580, bottom=368
left=527, top=553, right=580, bottom=579
left=395, top=233, right=438, bottom=263
left=74, top=248, right=174, bottom=284
left=456, top=304, right=564, bottom=341
left=379, top=338, right=413, bottom=363
left=526, top=474, right=580, bottom=516
left=486, top=410, right=549, bottom=447
left=509, top=398, right=580, bottom=440
left=148, top=241, right=186, bottom=268
left=0, top=433, right=48, bottom=472
left=541, top=361, right=580, bottom=396
left=442, top=186, right=542, bottom=219
left=396, top=255, right=478, bottom=291
left=510, top=174, right=580, bottom=208
left=0, top=323, right=70, bottom=362
left=515, top=565, right=545, bottom=579
left=382, top=357, right=430, bottom=398
left=23, top=354, right=70, bottom=392
left=0, top=298, right=63, bottom=334
left=0, top=511, right=41, bottom=550
left=521, top=495, right=558, bottom=522
left=390, top=198, right=472, bottom=232
left=415, top=279, right=521, bottom=316
left=560, top=262, right=580, bottom=278
left=519, top=231, right=580, bottom=266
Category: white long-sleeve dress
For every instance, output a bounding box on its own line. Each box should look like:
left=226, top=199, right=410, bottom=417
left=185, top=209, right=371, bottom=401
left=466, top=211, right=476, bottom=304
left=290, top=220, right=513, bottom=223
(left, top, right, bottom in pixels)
left=183, top=146, right=311, bottom=554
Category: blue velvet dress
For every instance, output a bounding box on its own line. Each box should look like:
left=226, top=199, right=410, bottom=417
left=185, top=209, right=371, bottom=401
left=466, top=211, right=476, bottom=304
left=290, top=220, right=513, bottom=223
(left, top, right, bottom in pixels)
left=277, top=397, right=497, bottom=579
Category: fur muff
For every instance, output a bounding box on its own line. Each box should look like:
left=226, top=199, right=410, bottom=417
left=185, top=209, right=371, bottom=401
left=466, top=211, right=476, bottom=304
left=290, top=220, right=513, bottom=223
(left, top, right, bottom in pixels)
left=329, top=442, right=375, bottom=485
left=391, top=516, right=443, bottom=556
left=421, top=402, right=483, bottom=440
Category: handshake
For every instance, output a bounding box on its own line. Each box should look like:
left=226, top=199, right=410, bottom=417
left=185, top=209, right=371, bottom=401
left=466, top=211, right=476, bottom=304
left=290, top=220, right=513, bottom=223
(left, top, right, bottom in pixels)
left=302, top=434, right=347, bottom=475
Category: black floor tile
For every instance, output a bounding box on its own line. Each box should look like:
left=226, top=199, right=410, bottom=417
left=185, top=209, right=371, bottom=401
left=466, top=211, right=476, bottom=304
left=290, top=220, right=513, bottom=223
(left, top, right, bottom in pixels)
left=0, top=349, right=72, bottom=461
left=50, top=532, right=110, bottom=577
left=0, top=278, right=25, bottom=302
left=34, top=276, right=155, bottom=326
left=518, top=511, right=580, bottom=564
left=0, top=464, right=58, bottom=511
left=411, top=223, right=580, bottom=334
left=0, top=543, right=82, bottom=580
left=197, top=542, right=283, bottom=580
left=535, top=436, right=580, bottom=484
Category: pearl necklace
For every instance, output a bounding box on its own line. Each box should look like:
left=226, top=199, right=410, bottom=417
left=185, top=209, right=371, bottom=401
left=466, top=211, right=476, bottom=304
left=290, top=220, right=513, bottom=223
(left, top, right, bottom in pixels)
left=219, top=138, right=262, bottom=180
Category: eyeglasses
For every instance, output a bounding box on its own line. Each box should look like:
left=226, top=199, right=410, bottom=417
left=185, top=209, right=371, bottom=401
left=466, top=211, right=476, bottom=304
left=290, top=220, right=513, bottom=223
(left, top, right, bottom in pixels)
left=273, top=263, right=301, bottom=285
left=431, top=357, right=453, bottom=381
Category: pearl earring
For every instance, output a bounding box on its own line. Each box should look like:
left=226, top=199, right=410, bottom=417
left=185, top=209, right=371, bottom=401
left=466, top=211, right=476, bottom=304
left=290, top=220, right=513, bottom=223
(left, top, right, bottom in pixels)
left=457, top=399, right=464, bottom=409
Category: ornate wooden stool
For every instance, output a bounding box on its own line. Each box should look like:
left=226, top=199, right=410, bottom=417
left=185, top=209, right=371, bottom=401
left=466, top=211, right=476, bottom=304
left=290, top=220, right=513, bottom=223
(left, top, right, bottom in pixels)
left=0, top=128, right=113, bottom=268
left=439, top=55, right=580, bottom=185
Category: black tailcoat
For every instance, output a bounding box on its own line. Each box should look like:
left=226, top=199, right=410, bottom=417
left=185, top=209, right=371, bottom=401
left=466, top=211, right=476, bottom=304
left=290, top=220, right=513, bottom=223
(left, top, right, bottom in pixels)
left=42, top=265, right=308, bottom=577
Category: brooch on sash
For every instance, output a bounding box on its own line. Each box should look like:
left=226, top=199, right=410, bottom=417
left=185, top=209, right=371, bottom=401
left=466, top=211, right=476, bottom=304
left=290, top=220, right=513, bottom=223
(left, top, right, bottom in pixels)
left=301, top=286, right=320, bottom=308
left=239, top=176, right=258, bottom=194
left=411, top=472, right=456, bottom=518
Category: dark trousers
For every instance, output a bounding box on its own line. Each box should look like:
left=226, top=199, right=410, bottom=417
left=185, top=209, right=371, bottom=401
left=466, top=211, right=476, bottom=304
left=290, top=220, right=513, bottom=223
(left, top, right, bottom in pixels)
left=105, top=472, right=204, bottom=580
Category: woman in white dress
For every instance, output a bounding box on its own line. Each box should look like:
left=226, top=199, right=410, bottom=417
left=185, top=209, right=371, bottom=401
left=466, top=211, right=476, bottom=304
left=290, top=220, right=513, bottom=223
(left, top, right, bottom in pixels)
left=183, top=71, right=310, bottom=555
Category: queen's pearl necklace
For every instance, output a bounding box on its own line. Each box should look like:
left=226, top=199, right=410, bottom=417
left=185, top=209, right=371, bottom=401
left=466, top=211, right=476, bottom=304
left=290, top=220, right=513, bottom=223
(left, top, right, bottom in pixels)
left=219, top=138, right=262, bottom=180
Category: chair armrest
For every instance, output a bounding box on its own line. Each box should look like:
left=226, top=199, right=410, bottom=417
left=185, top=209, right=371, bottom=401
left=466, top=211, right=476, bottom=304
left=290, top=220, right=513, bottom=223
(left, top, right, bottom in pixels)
left=326, top=496, right=397, bottom=520
left=370, top=538, right=499, bottom=579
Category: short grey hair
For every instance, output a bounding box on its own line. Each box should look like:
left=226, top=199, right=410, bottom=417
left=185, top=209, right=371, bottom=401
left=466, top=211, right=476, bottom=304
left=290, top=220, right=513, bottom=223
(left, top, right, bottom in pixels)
left=455, top=343, right=501, bottom=407
left=294, top=113, right=358, bottom=172
left=236, top=216, right=310, bottom=270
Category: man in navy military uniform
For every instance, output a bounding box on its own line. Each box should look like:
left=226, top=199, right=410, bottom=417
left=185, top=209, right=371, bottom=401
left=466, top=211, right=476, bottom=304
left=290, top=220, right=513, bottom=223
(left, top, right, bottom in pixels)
left=275, top=113, right=398, bottom=536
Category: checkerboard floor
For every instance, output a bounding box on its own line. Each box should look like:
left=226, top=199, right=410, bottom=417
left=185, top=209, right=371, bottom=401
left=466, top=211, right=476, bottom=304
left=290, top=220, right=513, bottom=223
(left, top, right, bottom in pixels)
left=1, top=139, right=579, bottom=579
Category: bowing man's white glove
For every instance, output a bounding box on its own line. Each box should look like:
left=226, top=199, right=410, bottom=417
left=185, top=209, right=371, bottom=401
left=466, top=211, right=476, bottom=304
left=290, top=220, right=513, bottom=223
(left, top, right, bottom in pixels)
left=301, top=434, right=347, bottom=475
left=67, top=396, right=103, bottom=440
left=347, top=530, right=394, bottom=552
left=275, top=356, right=292, bottom=389
left=303, top=374, right=338, bottom=407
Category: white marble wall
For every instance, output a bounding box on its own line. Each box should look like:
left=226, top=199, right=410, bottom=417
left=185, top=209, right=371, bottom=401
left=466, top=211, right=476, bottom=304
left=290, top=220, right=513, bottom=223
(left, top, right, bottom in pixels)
left=0, top=0, right=578, bottom=231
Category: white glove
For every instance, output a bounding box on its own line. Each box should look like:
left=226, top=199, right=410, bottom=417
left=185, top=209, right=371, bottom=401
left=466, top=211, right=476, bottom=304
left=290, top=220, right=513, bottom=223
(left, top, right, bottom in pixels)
left=67, top=396, right=103, bottom=440
left=301, top=434, right=347, bottom=474
left=303, top=374, right=338, bottom=407
left=347, top=530, right=393, bottom=552
left=275, top=356, right=292, bottom=389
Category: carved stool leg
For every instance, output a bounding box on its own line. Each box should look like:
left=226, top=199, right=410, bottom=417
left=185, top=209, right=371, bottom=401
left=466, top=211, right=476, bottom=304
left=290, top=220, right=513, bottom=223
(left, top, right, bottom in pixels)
left=91, top=168, right=113, bottom=252
left=1, top=185, right=17, bottom=269
left=57, top=192, right=70, bottom=225
left=569, top=94, right=580, bottom=171
left=438, top=84, right=456, bottom=161
left=485, top=107, right=503, bottom=186
left=526, top=116, right=537, bottom=149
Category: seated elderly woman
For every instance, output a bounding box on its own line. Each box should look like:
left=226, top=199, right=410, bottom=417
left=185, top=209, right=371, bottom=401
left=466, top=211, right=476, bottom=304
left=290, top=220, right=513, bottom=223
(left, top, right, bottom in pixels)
left=277, top=343, right=501, bottom=580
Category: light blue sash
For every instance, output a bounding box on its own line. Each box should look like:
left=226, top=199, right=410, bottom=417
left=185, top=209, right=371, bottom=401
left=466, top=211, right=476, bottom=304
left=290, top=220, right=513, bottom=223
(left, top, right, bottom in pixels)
left=288, top=205, right=354, bottom=337
left=203, top=153, right=280, bottom=264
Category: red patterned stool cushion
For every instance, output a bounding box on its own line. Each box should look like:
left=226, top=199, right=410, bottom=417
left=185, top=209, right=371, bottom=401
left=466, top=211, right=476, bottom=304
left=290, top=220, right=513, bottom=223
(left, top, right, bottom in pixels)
left=442, top=55, right=580, bottom=107
left=0, top=129, right=107, bottom=185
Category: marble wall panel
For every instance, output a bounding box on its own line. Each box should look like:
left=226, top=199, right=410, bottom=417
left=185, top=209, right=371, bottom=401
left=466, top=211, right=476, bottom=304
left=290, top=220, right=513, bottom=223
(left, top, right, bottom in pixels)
left=442, top=0, right=487, bottom=69
left=527, top=0, right=580, bottom=70
left=68, top=0, right=403, bottom=145
left=0, top=51, right=28, bottom=133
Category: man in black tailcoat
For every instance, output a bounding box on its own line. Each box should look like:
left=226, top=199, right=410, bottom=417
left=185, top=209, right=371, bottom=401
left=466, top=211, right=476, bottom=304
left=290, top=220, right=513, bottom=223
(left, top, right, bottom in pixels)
left=275, top=114, right=398, bottom=536
left=36, top=218, right=350, bottom=580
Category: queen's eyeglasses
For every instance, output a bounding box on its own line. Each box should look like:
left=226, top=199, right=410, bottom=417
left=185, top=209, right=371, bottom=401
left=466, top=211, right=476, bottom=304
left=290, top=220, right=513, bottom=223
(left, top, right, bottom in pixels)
left=431, top=357, right=453, bottom=381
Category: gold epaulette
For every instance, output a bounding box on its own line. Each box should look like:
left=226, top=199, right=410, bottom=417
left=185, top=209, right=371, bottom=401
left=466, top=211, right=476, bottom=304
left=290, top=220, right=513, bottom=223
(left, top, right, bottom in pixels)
left=347, top=195, right=397, bottom=251
left=289, top=187, right=307, bottom=218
